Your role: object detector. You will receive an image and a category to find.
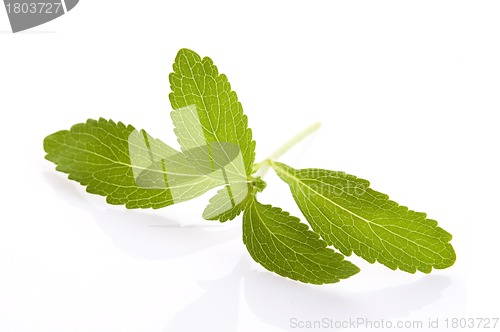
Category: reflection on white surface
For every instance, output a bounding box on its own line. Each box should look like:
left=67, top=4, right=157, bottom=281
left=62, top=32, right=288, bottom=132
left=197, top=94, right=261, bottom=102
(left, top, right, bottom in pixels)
left=245, top=270, right=452, bottom=331
left=163, top=254, right=454, bottom=332
left=44, top=172, right=239, bottom=259
left=44, top=172, right=465, bottom=332
left=165, top=258, right=248, bottom=332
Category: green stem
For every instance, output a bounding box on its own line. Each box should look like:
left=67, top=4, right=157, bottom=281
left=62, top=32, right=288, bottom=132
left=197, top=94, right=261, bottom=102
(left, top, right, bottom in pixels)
left=254, top=122, right=321, bottom=177
left=268, top=122, right=321, bottom=160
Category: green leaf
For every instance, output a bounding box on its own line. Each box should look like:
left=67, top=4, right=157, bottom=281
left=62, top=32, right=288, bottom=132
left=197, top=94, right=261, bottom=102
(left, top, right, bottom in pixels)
left=203, top=177, right=267, bottom=222
left=203, top=184, right=251, bottom=222
left=243, top=196, right=360, bottom=284
left=169, top=49, right=256, bottom=222
left=44, top=118, right=226, bottom=209
left=271, top=162, right=456, bottom=273
left=169, top=48, right=255, bottom=176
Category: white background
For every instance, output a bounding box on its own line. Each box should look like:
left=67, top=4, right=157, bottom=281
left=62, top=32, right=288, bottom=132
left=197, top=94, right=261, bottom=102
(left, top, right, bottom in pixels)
left=1, top=1, right=499, bottom=331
